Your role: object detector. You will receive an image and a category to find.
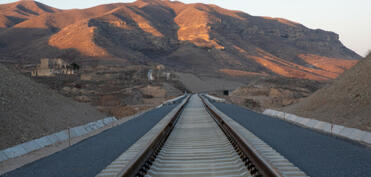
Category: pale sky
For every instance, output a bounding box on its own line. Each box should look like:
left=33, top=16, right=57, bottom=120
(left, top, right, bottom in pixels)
left=2, top=0, right=370, bottom=56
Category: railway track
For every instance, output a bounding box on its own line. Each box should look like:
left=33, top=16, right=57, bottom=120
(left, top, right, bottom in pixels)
left=146, top=95, right=250, bottom=177
left=97, top=94, right=307, bottom=177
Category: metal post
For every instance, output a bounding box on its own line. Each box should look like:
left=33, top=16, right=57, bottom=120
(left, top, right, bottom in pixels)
left=331, top=124, right=334, bottom=135
left=68, top=128, right=71, bottom=146
left=283, top=112, right=286, bottom=121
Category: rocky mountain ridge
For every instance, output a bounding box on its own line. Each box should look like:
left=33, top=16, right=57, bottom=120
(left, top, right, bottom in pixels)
left=0, top=0, right=361, bottom=80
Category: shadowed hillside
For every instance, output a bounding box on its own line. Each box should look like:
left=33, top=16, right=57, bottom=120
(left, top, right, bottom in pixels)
left=0, top=0, right=361, bottom=81
left=0, top=64, right=106, bottom=149
left=282, top=53, right=371, bottom=131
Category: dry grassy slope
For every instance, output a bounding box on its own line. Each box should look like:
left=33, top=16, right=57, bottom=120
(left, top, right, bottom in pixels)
left=0, top=64, right=106, bottom=150
left=0, top=0, right=362, bottom=81
left=282, top=54, right=371, bottom=131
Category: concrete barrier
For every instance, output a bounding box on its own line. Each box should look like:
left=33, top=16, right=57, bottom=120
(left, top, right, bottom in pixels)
left=0, top=117, right=118, bottom=163
left=45, top=134, right=60, bottom=144
left=286, top=114, right=298, bottom=122
left=34, top=136, right=53, bottom=148
left=70, top=126, right=88, bottom=138
left=103, top=117, right=116, bottom=125
left=163, top=94, right=186, bottom=105
left=205, top=94, right=225, bottom=102
left=0, top=151, right=7, bottom=162
left=3, top=144, right=27, bottom=159
left=361, top=132, right=371, bottom=144
left=304, top=119, right=321, bottom=128
left=21, top=141, right=42, bottom=153
left=332, top=125, right=345, bottom=134
left=54, top=130, right=69, bottom=142
left=314, top=121, right=332, bottom=133
left=263, top=109, right=371, bottom=146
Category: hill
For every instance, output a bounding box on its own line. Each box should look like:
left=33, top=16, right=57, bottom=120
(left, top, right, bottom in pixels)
left=0, top=0, right=361, bottom=81
left=282, top=53, right=371, bottom=131
left=0, top=0, right=60, bottom=27
left=0, top=64, right=106, bottom=150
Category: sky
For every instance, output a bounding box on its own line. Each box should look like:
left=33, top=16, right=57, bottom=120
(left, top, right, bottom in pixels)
left=2, top=0, right=370, bottom=56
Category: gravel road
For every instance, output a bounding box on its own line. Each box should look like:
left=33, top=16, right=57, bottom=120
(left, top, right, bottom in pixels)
left=212, top=101, right=371, bottom=177
left=1, top=102, right=181, bottom=177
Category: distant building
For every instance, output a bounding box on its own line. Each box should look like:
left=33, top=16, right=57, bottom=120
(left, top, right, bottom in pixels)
left=31, top=58, right=75, bottom=77
left=147, top=69, right=154, bottom=81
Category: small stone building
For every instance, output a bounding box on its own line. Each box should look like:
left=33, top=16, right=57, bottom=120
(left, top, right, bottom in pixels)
left=32, top=58, right=74, bottom=77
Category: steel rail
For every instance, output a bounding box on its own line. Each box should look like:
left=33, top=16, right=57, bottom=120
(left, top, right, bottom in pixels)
left=114, top=96, right=190, bottom=177
left=201, top=95, right=284, bottom=177
left=115, top=94, right=284, bottom=177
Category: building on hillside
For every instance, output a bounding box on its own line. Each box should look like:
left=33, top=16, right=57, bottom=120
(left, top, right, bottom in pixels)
left=31, top=58, right=75, bottom=77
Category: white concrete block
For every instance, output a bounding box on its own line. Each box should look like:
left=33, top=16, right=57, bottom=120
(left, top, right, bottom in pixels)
left=295, top=117, right=310, bottom=126
left=338, top=128, right=358, bottom=140
left=71, top=126, right=88, bottom=137
left=87, top=122, right=99, bottom=130
left=286, top=114, right=297, bottom=122
left=34, top=136, right=52, bottom=148
left=95, top=120, right=105, bottom=129
left=276, top=111, right=285, bottom=118
left=349, top=129, right=367, bottom=141
left=103, top=117, right=116, bottom=125
left=263, top=109, right=274, bottom=115
left=265, top=110, right=279, bottom=118
left=0, top=151, right=8, bottom=162
left=332, top=125, right=345, bottom=135
left=45, top=134, right=59, bottom=144
left=83, top=124, right=94, bottom=132
left=70, top=127, right=81, bottom=138
left=21, top=141, right=42, bottom=153
left=314, top=121, right=332, bottom=133
left=361, top=132, right=371, bottom=145
left=305, top=119, right=321, bottom=128
left=54, top=130, right=68, bottom=142
left=3, top=144, right=27, bottom=159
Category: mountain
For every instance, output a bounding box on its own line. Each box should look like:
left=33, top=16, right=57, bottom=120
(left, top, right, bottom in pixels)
left=0, top=0, right=361, bottom=80
left=0, top=0, right=60, bottom=27
left=282, top=53, right=371, bottom=131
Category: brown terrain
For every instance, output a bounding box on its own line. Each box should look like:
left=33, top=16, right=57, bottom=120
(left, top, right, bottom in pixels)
left=0, top=0, right=360, bottom=81
left=224, top=77, right=324, bottom=112
left=282, top=53, right=371, bottom=131
left=0, top=0, right=366, bottom=149
left=0, top=63, right=105, bottom=150
left=25, top=61, right=185, bottom=118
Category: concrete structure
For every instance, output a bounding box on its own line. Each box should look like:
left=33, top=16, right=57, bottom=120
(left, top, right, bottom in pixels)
left=263, top=109, right=371, bottom=146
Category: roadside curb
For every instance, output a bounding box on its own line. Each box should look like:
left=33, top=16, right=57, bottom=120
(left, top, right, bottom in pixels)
left=263, top=109, right=371, bottom=146
left=0, top=117, right=117, bottom=163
